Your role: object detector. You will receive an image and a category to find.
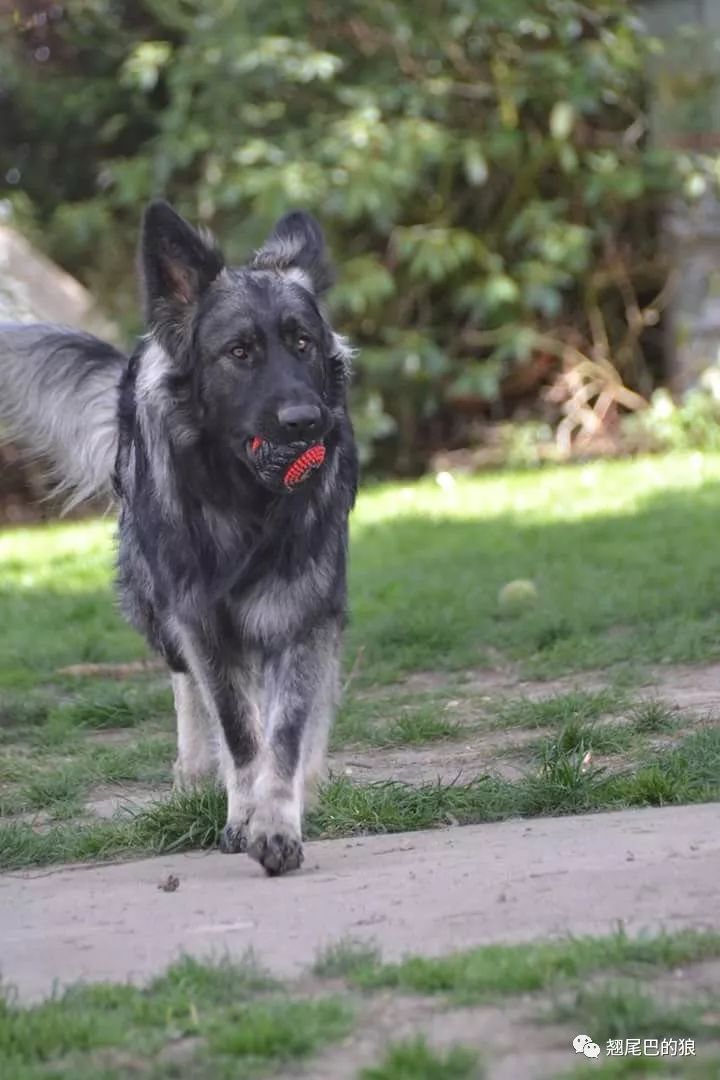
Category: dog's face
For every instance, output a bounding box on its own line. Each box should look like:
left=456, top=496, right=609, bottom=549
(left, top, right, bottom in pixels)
left=139, top=201, right=350, bottom=493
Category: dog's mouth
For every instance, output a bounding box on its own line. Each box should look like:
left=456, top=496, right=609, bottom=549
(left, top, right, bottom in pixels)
left=247, top=435, right=326, bottom=491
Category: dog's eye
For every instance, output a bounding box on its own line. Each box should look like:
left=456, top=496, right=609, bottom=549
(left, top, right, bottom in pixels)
left=296, top=335, right=311, bottom=353
left=230, top=345, right=249, bottom=361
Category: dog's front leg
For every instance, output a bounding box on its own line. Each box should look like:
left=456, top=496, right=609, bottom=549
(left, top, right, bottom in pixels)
left=171, top=672, right=220, bottom=790
left=245, top=632, right=338, bottom=876
left=176, top=629, right=261, bottom=853
left=214, top=667, right=263, bottom=855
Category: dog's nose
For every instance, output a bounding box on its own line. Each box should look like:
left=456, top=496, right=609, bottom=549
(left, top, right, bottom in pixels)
left=276, top=404, right=322, bottom=439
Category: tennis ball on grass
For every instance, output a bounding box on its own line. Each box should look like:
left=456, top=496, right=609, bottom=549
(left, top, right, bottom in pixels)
left=498, top=579, right=538, bottom=615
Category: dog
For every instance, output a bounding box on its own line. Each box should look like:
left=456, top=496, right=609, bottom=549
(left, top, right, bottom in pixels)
left=0, top=201, right=359, bottom=875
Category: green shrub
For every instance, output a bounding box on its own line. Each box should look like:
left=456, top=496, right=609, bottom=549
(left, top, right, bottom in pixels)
left=0, top=1, right=709, bottom=469
left=626, top=368, right=720, bottom=452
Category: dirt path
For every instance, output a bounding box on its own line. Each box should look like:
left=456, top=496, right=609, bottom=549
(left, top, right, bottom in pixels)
left=2, top=801, right=718, bottom=1003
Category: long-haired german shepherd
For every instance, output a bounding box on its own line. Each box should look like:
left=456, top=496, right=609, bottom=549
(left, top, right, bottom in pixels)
left=0, top=202, right=358, bottom=875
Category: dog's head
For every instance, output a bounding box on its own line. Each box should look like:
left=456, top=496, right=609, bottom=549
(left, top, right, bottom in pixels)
left=138, top=200, right=352, bottom=493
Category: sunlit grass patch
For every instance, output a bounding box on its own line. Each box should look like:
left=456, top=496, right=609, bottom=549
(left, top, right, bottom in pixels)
left=4, top=451, right=720, bottom=865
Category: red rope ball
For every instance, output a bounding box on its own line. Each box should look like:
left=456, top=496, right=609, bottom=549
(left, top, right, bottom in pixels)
left=284, top=443, right=326, bottom=487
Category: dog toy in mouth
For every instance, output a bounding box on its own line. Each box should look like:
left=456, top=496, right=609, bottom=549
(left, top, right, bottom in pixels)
left=250, top=437, right=326, bottom=488
left=283, top=443, right=326, bottom=487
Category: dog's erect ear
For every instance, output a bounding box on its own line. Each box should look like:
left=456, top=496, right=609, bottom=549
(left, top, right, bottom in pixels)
left=252, top=211, right=334, bottom=295
left=140, top=201, right=224, bottom=320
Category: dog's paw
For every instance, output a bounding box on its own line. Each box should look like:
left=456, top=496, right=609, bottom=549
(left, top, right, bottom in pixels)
left=247, top=829, right=304, bottom=876
left=219, top=821, right=249, bottom=854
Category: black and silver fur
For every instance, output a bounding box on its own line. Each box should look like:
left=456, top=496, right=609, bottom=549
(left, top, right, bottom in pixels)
left=0, top=201, right=358, bottom=875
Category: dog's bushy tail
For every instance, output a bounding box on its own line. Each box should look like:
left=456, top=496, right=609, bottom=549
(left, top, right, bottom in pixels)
left=0, top=323, right=127, bottom=508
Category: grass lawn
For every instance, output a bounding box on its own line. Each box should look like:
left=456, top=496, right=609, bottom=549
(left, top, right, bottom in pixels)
left=3, top=929, right=720, bottom=1079
left=2, top=450, right=720, bottom=868
left=0, top=953, right=354, bottom=1080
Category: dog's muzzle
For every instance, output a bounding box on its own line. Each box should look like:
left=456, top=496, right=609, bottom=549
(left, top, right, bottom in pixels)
left=248, top=436, right=326, bottom=491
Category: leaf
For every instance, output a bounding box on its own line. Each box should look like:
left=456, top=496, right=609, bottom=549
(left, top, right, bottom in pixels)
left=393, top=227, right=484, bottom=284
left=550, top=101, right=575, bottom=140
left=332, top=256, right=396, bottom=316
left=121, top=41, right=172, bottom=92
left=484, top=274, right=520, bottom=308
left=447, top=361, right=503, bottom=401
left=463, top=146, right=489, bottom=187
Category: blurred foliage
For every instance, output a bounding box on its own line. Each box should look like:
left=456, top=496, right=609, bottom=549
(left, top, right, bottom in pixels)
left=0, top=0, right=715, bottom=471
left=627, top=367, right=720, bottom=454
